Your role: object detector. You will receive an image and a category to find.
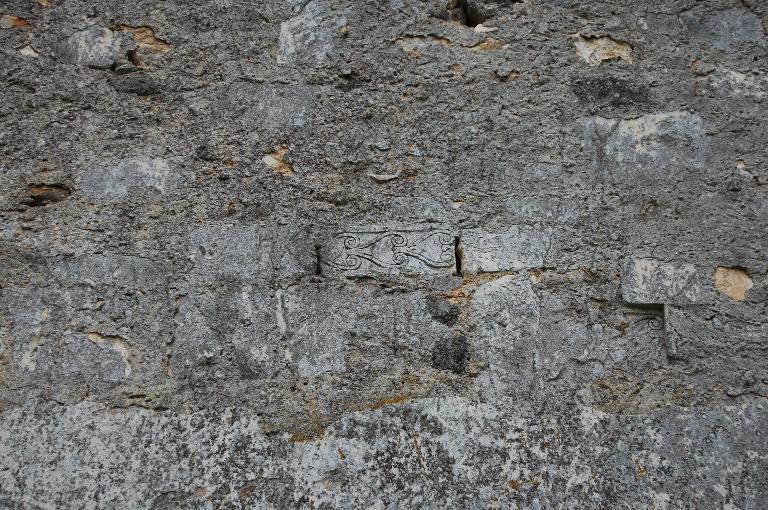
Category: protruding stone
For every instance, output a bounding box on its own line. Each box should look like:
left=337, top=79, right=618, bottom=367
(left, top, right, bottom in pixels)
left=63, top=26, right=126, bottom=69
left=321, top=225, right=455, bottom=278
left=622, top=258, right=705, bottom=305
left=461, top=225, right=552, bottom=273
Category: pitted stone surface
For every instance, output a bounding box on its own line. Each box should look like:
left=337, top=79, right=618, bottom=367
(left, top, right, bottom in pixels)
left=80, top=157, right=180, bottom=200
left=189, top=223, right=314, bottom=281
left=461, top=225, right=553, bottom=273
left=1, top=0, right=767, bottom=507
left=622, top=257, right=707, bottom=305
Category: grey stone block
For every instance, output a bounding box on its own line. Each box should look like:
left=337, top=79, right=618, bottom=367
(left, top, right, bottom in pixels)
left=461, top=225, right=552, bottom=273
left=189, top=223, right=314, bottom=281
left=622, top=257, right=707, bottom=305
left=580, top=111, right=709, bottom=181
left=80, top=157, right=179, bottom=200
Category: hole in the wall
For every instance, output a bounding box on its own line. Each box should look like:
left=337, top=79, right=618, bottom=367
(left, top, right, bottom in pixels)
left=454, top=236, right=463, bottom=276
left=448, top=0, right=486, bottom=27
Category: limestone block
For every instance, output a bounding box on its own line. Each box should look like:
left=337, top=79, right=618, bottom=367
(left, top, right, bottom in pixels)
left=279, top=283, right=453, bottom=378
left=579, top=111, right=708, bottom=181
left=2, top=288, right=54, bottom=374
left=80, top=157, right=180, bottom=200
left=622, top=257, right=706, bottom=305
left=54, top=254, right=168, bottom=289
left=461, top=225, right=552, bottom=273
left=321, top=224, right=456, bottom=278
left=278, top=1, right=348, bottom=65
left=189, top=223, right=314, bottom=281
left=61, top=333, right=131, bottom=383
left=219, top=82, right=317, bottom=131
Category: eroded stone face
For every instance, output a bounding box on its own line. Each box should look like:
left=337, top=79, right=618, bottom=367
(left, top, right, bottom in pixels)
left=580, top=111, right=709, bottom=181
left=62, top=26, right=126, bottom=69
left=80, top=157, right=180, bottom=200
left=622, top=257, right=706, bottom=305
left=189, top=224, right=314, bottom=281
left=2, top=0, right=767, bottom=506
left=461, top=225, right=552, bottom=273
left=278, top=1, right=348, bottom=65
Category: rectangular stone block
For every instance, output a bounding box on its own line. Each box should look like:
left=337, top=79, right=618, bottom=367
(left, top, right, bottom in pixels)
left=189, top=223, right=314, bottom=281
left=320, top=224, right=456, bottom=278
left=461, top=225, right=552, bottom=273
left=54, top=254, right=168, bottom=289
left=622, top=258, right=706, bottom=305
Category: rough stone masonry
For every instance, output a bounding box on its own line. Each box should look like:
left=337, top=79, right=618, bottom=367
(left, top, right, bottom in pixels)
left=0, top=0, right=767, bottom=508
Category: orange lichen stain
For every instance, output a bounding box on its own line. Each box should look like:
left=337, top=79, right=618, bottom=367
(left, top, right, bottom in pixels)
left=262, top=146, right=295, bottom=176
left=288, top=426, right=326, bottom=443
left=115, top=25, right=171, bottom=53
left=633, top=458, right=647, bottom=478
left=396, top=35, right=452, bottom=58
left=1, top=15, right=31, bottom=29
left=466, top=38, right=507, bottom=52
left=370, top=394, right=410, bottom=410
left=239, top=482, right=256, bottom=499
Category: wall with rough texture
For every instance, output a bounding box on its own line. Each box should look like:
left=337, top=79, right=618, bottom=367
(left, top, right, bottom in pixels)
left=1, top=0, right=767, bottom=508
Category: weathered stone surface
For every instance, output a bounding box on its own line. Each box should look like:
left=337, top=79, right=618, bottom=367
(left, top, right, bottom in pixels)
left=62, top=26, right=127, bottom=69
left=580, top=111, right=709, bottom=181
left=278, top=1, right=348, bottom=65
left=461, top=225, right=552, bottom=273
left=79, top=157, right=179, bottom=199
left=1, top=398, right=766, bottom=509
left=622, top=257, right=706, bottom=305
left=189, top=223, right=314, bottom=281
left=321, top=225, right=456, bottom=278
left=1, top=0, right=767, bottom=506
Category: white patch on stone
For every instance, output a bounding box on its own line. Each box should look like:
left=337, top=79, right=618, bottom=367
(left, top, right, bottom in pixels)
left=80, top=157, right=179, bottom=200
left=64, top=26, right=124, bottom=69
left=278, top=1, right=347, bottom=65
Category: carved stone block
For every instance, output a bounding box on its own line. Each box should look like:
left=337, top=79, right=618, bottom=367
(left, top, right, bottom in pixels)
left=321, top=225, right=456, bottom=278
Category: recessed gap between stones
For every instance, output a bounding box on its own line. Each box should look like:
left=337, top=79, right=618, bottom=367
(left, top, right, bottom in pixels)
left=454, top=236, right=463, bottom=276
left=449, top=0, right=486, bottom=27
left=314, top=245, right=322, bottom=276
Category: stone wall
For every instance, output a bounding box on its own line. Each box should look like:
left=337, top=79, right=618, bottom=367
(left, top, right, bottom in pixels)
left=1, top=0, right=766, bottom=508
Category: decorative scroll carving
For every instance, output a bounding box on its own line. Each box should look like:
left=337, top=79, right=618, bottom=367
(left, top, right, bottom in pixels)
left=323, top=225, right=455, bottom=277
